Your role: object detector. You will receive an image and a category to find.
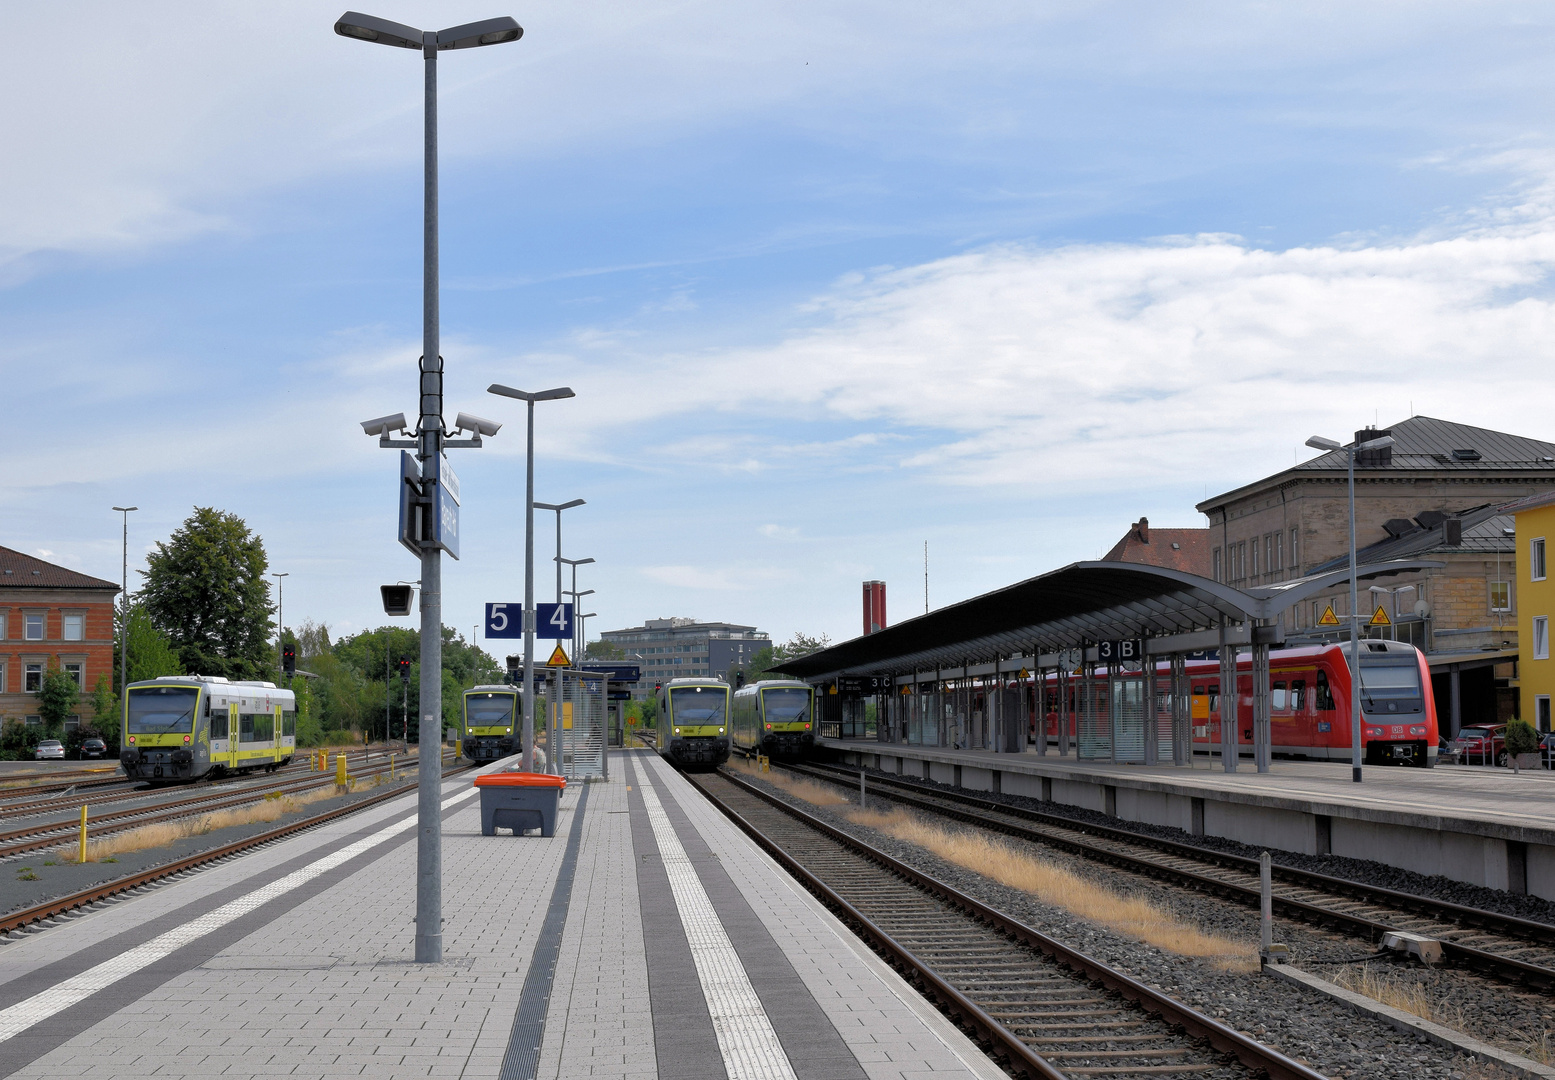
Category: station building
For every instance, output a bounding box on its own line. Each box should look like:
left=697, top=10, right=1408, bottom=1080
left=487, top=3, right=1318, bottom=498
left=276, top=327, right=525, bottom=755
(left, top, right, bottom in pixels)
left=1197, top=415, right=1555, bottom=734
left=0, top=546, right=119, bottom=730
left=596, top=616, right=771, bottom=698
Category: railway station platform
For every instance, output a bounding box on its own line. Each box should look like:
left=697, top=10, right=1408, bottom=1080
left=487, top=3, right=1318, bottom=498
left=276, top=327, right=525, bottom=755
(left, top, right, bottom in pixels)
left=0, top=750, right=1005, bottom=1080
left=820, top=737, right=1555, bottom=901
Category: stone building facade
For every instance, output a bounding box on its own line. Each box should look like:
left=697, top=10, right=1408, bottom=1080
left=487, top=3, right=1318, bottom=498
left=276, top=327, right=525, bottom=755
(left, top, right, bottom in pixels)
left=597, top=617, right=771, bottom=699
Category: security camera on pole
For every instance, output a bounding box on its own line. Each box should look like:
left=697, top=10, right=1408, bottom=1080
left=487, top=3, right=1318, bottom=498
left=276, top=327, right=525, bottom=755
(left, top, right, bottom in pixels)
left=338, top=9, right=521, bottom=966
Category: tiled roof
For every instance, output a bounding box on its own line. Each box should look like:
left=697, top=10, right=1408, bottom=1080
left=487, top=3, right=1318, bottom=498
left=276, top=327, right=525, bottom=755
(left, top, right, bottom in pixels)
left=1307, top=502, right=1515, bottom=575
left=0, top=547, right=119, bottom=591
left=1199, top=416, right=1555, bottom=512
left=1499, top=488, right=1555, bottom=517
left=1101, top=519, right=1212, bottom=575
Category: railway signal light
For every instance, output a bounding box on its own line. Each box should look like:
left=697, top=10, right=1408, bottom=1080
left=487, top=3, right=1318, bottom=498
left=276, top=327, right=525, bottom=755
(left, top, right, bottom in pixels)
left=398, top=658, right=411, bottom=683
left=282, top=644, right=296, bottom=676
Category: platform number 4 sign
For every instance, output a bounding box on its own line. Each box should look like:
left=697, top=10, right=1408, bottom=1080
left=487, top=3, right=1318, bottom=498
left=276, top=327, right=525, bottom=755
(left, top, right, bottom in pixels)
left=536, top=602, right=573, bottom=640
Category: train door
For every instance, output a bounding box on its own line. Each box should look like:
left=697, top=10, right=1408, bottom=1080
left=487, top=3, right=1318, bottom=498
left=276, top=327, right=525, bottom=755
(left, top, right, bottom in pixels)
left=1313, top=669, right=1341, bottom=759
left=1270, top=672, right=1315, bottom=756
left=273, top=706, right=283, bottom=765
left=1193, top=680, right=1217, bottom=746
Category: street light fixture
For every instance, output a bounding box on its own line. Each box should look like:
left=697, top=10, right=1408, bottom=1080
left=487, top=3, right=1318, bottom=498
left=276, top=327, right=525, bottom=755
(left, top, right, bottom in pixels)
left=487, top=385, right=576, bottom=773
left=111, top=506, right=138, bottom=699
left=565, top=585, right=595, bottom=658
left=339, top=8, right=522, bottom=966
left=1305, top=431, right=1395, bottom=784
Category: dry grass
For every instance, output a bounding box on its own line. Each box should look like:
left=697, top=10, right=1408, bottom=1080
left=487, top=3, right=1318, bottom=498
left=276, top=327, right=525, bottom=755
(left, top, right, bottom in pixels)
left=1329, top=964, right=1459, bottom=1027
left=728, top=757, right=851, bottom=806
left=63, top=785, right=340, bottom=862
left=846, top=805, right=1258, bottom=971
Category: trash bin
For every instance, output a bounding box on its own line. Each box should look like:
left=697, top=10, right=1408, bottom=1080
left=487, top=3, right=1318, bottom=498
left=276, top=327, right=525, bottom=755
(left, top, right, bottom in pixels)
left=474, top=772, right=567, bottom=837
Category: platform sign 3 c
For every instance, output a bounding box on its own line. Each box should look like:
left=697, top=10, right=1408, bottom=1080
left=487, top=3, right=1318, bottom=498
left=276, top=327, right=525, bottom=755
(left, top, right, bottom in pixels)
left=484, top=603, right=524, bottom=639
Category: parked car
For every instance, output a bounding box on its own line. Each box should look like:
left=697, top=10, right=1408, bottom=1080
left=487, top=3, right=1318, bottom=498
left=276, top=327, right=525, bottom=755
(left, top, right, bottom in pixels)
left=1539, top=731, right=1555, bottom=769
left=1448, top=725, right=1507, bottom=766
left=34, top=739, right=65, bottom=761
left=79, top=738, right=107, bottom=759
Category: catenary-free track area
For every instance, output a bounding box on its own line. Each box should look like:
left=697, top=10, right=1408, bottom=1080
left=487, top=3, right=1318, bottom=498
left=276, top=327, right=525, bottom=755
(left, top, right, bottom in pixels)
left=0, top=750, right=1008, bottom=1080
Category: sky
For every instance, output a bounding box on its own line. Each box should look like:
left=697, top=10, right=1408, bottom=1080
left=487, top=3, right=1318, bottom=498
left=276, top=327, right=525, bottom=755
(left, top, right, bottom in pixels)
left=7, top=1, right=1555, bottom=652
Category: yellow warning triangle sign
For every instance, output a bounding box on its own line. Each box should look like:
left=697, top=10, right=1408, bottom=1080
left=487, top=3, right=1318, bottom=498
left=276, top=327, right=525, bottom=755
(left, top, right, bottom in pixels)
left=1318, top=604, right=1340, bottom=626
left=1370, top=605, right=1391, bottom=626
left=546, top=644, right=571, bottom=667
left=1018, top=667, right=1030, bottom=680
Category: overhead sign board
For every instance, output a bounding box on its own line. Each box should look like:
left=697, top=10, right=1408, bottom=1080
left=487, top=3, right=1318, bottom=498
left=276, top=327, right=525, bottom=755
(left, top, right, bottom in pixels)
left=1096, top=639, right=1144, bottom=663
left=430, top=452, right=459, bottom=560
left=485, top=603, right=524, bottom=639
left=398, top=452, right=422, bottom=558
left=536, top=602, right=573, bottom=640
left=837, top=676, right=888, bottom=694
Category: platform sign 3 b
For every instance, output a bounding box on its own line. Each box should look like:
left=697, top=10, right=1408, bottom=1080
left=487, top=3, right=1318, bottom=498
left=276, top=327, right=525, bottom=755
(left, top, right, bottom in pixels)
left=485, top=603, right=524, bottom=639
left=1096, top=639, right=1143, bottom=663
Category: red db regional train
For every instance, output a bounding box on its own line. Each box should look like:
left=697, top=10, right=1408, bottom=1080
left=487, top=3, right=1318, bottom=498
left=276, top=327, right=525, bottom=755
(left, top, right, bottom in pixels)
left=1037, top=639, right=1438, bottom=767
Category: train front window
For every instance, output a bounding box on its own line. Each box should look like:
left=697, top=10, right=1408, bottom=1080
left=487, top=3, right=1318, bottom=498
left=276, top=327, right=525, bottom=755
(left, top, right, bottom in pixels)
left=467, top=695, right=515, bottom=727
left=671, top=687, right=726, bottom=724
left=127, top=687, right=198, bottom=734
left=762, top=689, right=810, bottom=722
left=1359, top=662, right=1424, bottom=711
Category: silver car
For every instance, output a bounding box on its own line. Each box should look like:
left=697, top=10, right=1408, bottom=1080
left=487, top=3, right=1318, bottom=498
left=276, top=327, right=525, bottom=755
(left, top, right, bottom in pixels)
left=34, top=739, right=65, bottom=761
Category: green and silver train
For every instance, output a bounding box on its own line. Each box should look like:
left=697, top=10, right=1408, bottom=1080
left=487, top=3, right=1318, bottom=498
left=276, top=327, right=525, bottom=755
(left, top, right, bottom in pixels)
left=731, top=679, right=815, bottom=758
left=461, top=684, right=522, bottom=764
left=654, top=677, right=731, bottom=769
left=120, top=675, right=296, bottom=783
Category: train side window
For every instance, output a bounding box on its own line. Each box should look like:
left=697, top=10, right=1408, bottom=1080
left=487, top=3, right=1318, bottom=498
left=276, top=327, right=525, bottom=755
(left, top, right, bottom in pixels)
left=1206, top=682, right=1220, bottom=714
left=282, top=711, right=295, bottom=737
left=1315, top=672, right=1335, bottom=711
left=211, top=714, right=228, bottom=740
left=1271, top=681, right=1287, bottom=711
left=253, top=713, right=274, bottom=741
left=239, top=715, right=255, bottom=742
left=1290, top=680, right=1306, bottom=711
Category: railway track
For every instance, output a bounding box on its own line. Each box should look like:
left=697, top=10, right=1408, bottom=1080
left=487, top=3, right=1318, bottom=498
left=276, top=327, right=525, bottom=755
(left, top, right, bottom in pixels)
left=788, top=759, right=1555, bottom=989
left=0, top=747, right=393, bottom=822
left=1, top=758, right=474, bottom=938
left=686, top=766, right=1323, bottom=1080
left=0, top=752, right=430, bottom=861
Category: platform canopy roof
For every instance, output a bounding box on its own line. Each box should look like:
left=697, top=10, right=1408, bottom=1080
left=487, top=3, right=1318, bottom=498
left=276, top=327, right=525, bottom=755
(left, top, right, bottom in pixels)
left=780, top=559, right=1441, bottom=680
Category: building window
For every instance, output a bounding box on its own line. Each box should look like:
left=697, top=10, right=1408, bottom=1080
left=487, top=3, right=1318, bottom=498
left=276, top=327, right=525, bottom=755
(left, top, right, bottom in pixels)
left=0, top=663, right=5, bottom=693
left=1490, top=581, right=1512, bottom=613
left=1538, top=695, right=1552, bottom=734
left=65, top=714, right=81, bottom=731
left=24, top=663, right=43, bottom=692
left=24, top=614, right=44, bottom=641
left=1273, top=532, right=1283, bottom=574
left=25, top=715, right=42, bottom=727
left=63, top=613, right=84, bottom=641
left=0, top=612, right=6, bottom=640
left=64, top=662, right=84, bottom=689
left=1535, top=616, right=1550, bottom=661
left=1212, top=547, right=1222, bottom=582
left=1249, top=541, right=1259, bottom=580
left=1290, top=528, right=1299, bottom=575
left=1533, top=538, right=1548, bottom=582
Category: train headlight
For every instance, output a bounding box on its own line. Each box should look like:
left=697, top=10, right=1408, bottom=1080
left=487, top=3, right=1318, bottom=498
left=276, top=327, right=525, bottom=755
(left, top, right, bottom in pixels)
left=803, top=723, right=811, bottom=730
left=674, top=727, right=681, bottom=735
left=1409, top=725, right=1427, bottom=736
left=1365, top=726, right=1384, bottom=737
left=719, top=727, right=725, bottom=734
left=128, top=735, right=135, bottom=744
left=765, top=724, right=772, bottom=730
left=184, top=735, right=191, bottom=744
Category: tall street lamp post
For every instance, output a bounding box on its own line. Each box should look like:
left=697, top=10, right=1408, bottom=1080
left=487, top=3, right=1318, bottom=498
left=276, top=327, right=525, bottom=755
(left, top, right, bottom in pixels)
left=338, top=9, right=521, bottom=965
left=533, top=503, right=584, bottom=774
left=565, top=586, right=594, bottom=657
left=111, top=506, right=138, bottom=698
left=272, top=572, right=289, bottom=682
left=1305, top=431, right=1395, bottom=784
left=488, top=388, right=575, bottom=773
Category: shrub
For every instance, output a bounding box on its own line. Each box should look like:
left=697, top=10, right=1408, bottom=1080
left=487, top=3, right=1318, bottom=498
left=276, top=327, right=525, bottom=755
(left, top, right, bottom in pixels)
left=1506, top=718, right=1539, bottom=757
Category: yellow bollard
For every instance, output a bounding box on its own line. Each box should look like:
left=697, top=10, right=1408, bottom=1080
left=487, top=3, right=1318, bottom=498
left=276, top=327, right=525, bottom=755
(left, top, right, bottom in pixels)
left=390, top=753, right=395, bottom=781
left=336, top=751, right=347, bottom=789
left=79, top=804, right=88, bottom=863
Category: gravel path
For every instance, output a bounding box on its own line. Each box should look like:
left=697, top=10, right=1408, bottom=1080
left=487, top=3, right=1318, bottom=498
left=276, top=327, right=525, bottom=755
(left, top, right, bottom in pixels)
left=735, top=765, right=1547, bottom=1080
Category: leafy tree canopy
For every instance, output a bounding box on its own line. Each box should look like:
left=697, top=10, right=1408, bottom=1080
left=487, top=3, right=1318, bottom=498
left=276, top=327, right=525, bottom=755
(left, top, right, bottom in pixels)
left=140, top=507, right=273, bottom=679
left=37, top=666, right=79, bottom=732
left=745, top=631, right=831, bottom=680
left=117, top=603, right=185, bottom=690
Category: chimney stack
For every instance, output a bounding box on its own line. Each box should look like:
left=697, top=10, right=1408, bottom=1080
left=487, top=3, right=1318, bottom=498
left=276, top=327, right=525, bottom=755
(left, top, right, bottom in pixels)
left=1133, top=516, right=1150, bottom=544
left=863, top=580, right=887, bottom=635
left=1354, top=426, right=1393, bottom=469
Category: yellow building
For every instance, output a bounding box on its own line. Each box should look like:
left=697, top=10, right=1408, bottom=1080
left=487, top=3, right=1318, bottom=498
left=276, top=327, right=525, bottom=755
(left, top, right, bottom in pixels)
left=1510, top=490, right=1555, bottom=733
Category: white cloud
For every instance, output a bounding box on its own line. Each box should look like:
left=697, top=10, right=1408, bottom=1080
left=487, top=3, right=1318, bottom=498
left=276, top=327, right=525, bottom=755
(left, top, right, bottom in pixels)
left=569, top=168, right=1555, bottom=497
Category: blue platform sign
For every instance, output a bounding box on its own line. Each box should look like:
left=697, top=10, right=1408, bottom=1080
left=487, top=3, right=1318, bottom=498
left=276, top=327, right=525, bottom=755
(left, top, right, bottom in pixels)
left=485, top=603, right=524, bottom=639
left=536, top=602, right=573, bottom=640
left=430, top=453, right=459, bottom=561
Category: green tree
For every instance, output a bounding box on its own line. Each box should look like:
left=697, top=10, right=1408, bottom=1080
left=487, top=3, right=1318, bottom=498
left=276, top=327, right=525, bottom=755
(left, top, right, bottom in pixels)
left=37, top=666, right=79, bottom=736
left=584, top=639, right=625, bottom=660
left=90, top=675, right=117, bottom=727
left=0, top=719, right=41, bottom=761
left=1506, top=717, right=1539, bottom=771
left=744, top=632, right=831, bottom=681
left=117, top=604, right=185, bottom=687
left=139, top=507, right=273, bottom=679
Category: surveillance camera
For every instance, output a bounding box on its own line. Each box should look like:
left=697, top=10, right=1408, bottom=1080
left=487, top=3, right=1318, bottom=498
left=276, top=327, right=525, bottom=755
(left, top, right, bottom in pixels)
left=361, top=412, right=409, bottom=437
left=454, top=411, right=502, bottom=438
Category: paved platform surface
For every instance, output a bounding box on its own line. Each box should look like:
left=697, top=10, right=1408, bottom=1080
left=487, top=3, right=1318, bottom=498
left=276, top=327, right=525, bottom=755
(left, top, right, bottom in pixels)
left=0, top=750, right=1003, bottom=1080
left=828, top=738, right=1555, bottom=843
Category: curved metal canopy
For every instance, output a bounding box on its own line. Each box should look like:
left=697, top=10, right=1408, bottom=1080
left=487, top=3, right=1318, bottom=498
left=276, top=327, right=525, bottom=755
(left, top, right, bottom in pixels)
left=780, top=559, right=1443, bottom=680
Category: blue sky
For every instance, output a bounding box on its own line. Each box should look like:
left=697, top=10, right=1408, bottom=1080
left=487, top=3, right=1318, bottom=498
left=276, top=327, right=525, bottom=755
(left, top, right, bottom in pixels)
left=8, top=2, right=1555, bottom=650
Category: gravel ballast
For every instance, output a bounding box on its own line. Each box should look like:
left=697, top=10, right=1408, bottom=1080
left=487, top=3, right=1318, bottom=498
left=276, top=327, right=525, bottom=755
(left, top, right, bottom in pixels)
left=733, top=764, right=1552, bottom=1080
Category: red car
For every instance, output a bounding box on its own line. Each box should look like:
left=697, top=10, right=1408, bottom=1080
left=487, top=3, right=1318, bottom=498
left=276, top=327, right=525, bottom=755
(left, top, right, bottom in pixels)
left=1448, top=725, right=1507, bottom=766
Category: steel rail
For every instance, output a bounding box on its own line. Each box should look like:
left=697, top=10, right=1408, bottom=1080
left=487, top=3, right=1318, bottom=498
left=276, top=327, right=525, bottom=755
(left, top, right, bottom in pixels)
left=0, top=755, right=425, bottom=859
left=794, top=760, right=1555, bottom=989
left=696, top=766, right=1325, bottom=1080
left=0, top=759, right=472, bottom=936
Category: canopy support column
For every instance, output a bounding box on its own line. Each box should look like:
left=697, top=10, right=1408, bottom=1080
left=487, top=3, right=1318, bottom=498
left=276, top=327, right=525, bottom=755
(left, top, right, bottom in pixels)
left=1253, top=635, right=1271, bottom=772
left=1171, top=653, right=1191, bottom=766
left=1220, top=619, right=1239, bottom=773
left=1143, top=640, right=1159, bottom=766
